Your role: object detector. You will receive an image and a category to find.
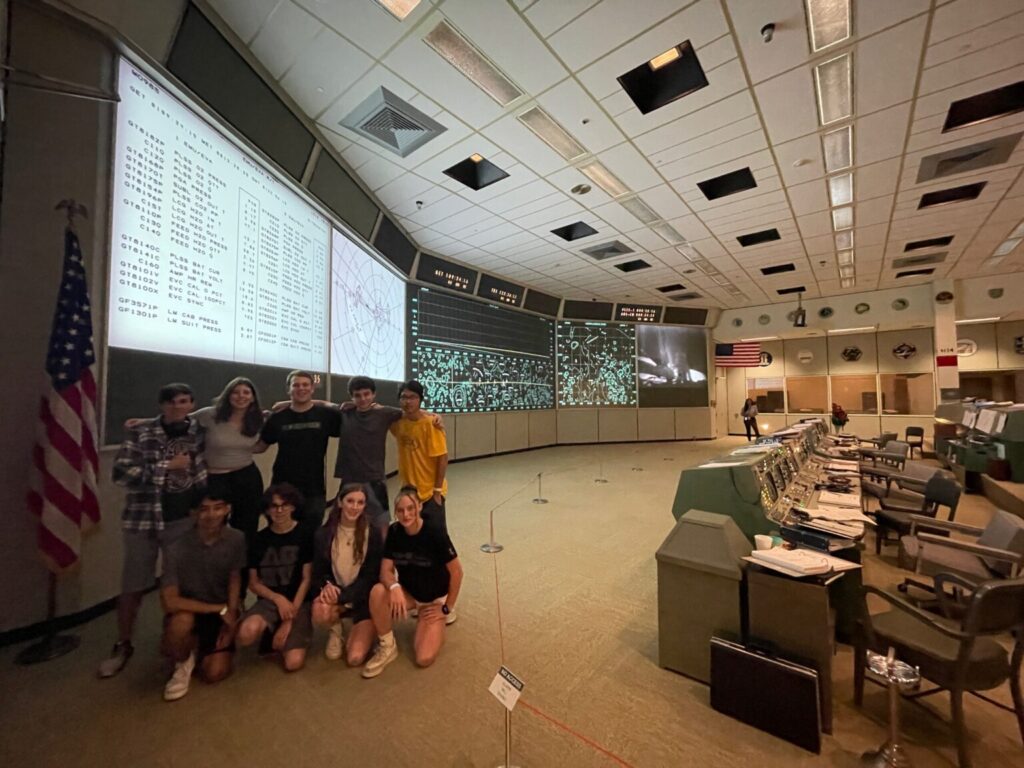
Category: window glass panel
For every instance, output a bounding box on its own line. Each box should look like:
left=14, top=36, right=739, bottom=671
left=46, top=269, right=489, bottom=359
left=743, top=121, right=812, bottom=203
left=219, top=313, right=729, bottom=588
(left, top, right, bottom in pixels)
left=959, top=371, right=1024, bottom=402
left=831, top=374, right=878, bottom=414
left=786, top=376, right=828, bottom=413
left=879, top=373, right=934, bottom=415
left=747, top=377, right=785, bottom=413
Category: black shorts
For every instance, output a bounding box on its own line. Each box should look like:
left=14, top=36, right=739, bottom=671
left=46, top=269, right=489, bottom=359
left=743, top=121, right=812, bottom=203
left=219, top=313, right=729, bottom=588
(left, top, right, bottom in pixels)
left=194, top=613, right=235, bottom=659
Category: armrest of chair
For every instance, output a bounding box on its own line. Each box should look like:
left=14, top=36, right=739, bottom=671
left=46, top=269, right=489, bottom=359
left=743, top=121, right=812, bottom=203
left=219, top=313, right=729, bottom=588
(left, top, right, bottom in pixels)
left=916, top=533, right=1023, bottom=566
left=893, top=476, right=927, bottom=494
left=908, top=516, right=983, bottom=536
left=874, top=451, right=906, bottom=465
left=878, top=498, right=925, bottom=515
left=933, top=573, right=979, bottom=620
left=862, top=585, right=966, bottom=641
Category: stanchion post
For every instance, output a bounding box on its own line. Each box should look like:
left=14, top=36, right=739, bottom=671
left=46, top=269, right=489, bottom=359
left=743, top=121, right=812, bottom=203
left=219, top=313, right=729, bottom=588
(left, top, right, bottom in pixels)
left=594, top=458, right=608, bottom=484
left=480, top=506, right=504, bottom=554
left=532, top=472, right=548, bottom=504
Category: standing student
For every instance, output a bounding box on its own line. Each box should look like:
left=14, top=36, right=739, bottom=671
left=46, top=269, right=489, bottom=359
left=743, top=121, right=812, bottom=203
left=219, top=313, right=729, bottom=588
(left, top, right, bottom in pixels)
left=236, top=484, right=313, bottom=672
left=258, top=370, right=340, bottom=530
left=361, top=487, right=463, bottom=679
left=742, top=398, right=760, bottom=441
left=311, top=483, right=384, bottom=667
left=389, top=380, right=449, bottom=531
left=98, top=383, right=207, bottom=679
left=159, top=488, right=246, bottom=701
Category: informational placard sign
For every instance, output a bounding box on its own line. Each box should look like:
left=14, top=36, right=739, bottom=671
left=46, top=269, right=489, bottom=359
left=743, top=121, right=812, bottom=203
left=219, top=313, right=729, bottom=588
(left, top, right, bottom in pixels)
left=109, top=58, right=329, bottom=370
left=488, top=666, right=524, bottom=712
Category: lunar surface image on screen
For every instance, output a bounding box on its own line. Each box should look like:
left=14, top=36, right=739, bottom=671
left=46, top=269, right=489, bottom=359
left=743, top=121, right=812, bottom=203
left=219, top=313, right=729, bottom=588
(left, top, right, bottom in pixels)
left=556, top=322, right=637, bottom=407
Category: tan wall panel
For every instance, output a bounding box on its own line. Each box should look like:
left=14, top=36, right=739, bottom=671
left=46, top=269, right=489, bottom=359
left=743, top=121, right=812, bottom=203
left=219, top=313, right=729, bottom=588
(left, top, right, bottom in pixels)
left=557, top=409, right=599, bottom=443
left=495, top=412, right=530, bottom=453
left=453, top=413, right=496, bottom=459
left=996, top=320, right=1024, bottom=369
left=844, top=414, right=882, bottom=438
left=675, top=408, right=714, bottom=439
left=957, top=323, right=997, bottom=371
left=638, top=408, right=677, bottom=441
left=783, top=336, right=828, bottom=375
left=599, top=409, right=639, bottom=442
left=528, top=410, right=556, bottom=447
left=877, top=328, right=933, bottom=374
left=827, top=332, right=878, bottom=374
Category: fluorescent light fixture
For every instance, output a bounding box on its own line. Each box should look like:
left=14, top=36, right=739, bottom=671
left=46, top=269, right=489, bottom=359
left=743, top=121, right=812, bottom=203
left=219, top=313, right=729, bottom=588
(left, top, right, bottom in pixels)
left=823, top=125, right=852, bottom=172
left=1010, top=221, right=1024, bottom=239
left=828, top=172, right=853, bottom=206
left=619, top=195, right=660, bottom=224
left=517, top=106, right=587, bottom=162
left=741, top=336, right=780, bottom=342
left=985, top=255, right=1006, bottom=268
left=840, top=277, right=855, bottom=288
left=424, top=20, right=523, bottom=106
left=693, top=259, right=716, bottom=274
left=712, top=274, right=730, bottom=285
left=837, top=249, right=854, bottom=266
left=373, top=0, right=421, bottom=21
left=838, top=264, right=855, bottom=278
left=649, top=47, right=681, bottom=70
left=831, top=206, right=853, bottom=231
left=955, top=316, right=1001, bottom=325
left=994, top=238, right=1021, bottom=256
left=806, top=0, right=851, bottom=52
left=827, top=325, right=875, bottom=334
left=577, top=159, right=631, bottom=198
left=814, top=53, right=853, bottom=126
left=835, top=229, right=853, bottom=250
left=651, top=221, right=686, bottom=245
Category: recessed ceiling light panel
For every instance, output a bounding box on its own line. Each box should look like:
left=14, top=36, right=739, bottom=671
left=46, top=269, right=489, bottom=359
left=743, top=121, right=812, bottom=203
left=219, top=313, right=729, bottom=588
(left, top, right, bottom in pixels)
left=517, top=106, right=587, bottom=161
left=904, top=235, right=953, bottom=251
left=737, top=228, right=781, bottom=247
left=424, top=20, right=523, bottom=106
left=831, top=206, right=853, bottom=231
left=837, top=250, right=854, bottom=266
left=577, top=159, right=631, bottom=198
left=697, top=167, right=758, bottom=201
left=943, top=80, right=1024, bottom=132
left=618, top=39, right=709, bottom=114
left=835, top=230, right=853, bottom=250
left=805, top=0, right=851, bottom=52
left=373, top=0, right=421, bottom=21
left=618, top=195, right=660, bottom=224
left=918, top=182, right=986, bottom=209
left=651, top=221, right=686, bottom=245
left=760, top=263, right=796, bottom=275
left=828, top=172, right=853, bottom=206
left=814, top=53, right=853, bottom=125
left=551, top=221, right=598, bottom=241
left=823, top=125, right=853, bottom=172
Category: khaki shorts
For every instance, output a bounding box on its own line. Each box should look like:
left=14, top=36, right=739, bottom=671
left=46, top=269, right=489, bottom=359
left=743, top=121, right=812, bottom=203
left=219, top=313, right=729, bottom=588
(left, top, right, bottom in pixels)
left=120, top=518, right=194, bottom=594
left=241, top=598, right=313, bottom=651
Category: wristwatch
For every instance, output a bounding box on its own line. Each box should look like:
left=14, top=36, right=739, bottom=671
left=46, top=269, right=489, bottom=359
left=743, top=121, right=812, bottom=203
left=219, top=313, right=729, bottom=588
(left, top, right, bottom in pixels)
left=441, top=604, right=450, bottom=616
left=219, top=605, right=228, bottom=616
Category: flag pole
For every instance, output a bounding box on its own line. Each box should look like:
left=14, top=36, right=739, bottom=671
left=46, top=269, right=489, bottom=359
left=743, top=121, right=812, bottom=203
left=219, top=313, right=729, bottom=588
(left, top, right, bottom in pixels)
left=14, top=572, right=80, bottom=665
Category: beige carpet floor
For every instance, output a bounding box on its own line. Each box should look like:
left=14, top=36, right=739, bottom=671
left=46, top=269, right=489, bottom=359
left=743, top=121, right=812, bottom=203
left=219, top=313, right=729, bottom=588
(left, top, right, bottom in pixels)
left=1, top=438, right=1021, bottom=767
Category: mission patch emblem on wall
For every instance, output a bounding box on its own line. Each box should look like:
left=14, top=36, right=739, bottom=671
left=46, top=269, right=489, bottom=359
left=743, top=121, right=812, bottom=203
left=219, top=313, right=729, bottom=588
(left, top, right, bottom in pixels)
left=957, top=339, right=978, bottom=357
left=935, top=291, right=954, bottom=304
left=759, top=351, right=773, bottom=366
left=841, top=346, right=862, bottom=362
left=1016, top=335, right=1024, bottom=355
left=892, top=343, right=917, bottom=360
left=797, top=349, right=814, bottom=364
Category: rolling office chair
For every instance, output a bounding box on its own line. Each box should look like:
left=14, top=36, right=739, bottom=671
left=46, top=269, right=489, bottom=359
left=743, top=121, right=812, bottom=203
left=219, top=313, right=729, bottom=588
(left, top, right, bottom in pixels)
left=860, top=460, right=939, bottom=513
left=874, top=471, right=961, bottom=554
left=859, top=440, right=909, bottom=477
left=855, top=577, right=1024, bottom=768
left=860, top=431, right=898, bottom=449
left=905, top=426, right=925, bottom=459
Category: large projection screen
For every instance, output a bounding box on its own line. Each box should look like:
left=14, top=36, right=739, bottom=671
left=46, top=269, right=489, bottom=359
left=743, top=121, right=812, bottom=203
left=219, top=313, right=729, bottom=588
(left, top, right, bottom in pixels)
left=330, top=227, right=406, bottom=382
left=108, top=58, right=329, bottom=371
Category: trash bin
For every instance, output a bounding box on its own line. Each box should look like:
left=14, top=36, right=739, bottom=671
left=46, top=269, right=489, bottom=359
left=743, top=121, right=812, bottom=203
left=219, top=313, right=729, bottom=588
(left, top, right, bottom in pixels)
left=656, top=510, right=751, bottom=683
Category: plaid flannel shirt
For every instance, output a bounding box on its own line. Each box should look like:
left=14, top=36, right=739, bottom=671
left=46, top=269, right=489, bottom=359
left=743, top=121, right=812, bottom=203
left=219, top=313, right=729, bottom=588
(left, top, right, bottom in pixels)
left=113, top=416, right=207, bottom=531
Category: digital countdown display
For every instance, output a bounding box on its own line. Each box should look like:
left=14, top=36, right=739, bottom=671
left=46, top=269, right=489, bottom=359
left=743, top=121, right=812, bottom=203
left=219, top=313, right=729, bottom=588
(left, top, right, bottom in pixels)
left=408, top=286, right=554, bottom=413
left=476, top=273, right=523, bottom=306
left=556, top=321, right=637, bottom=407
left=416, top=253, right=476, bottom=294
left=615, top=303, right=662, bottom=323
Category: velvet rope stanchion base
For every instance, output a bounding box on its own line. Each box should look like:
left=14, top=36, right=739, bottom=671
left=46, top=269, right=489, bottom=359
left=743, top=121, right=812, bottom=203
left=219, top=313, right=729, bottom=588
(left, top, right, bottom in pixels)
left=531, top=472, right=548, bottom=504
left=14, top=573, right=80, bottom=665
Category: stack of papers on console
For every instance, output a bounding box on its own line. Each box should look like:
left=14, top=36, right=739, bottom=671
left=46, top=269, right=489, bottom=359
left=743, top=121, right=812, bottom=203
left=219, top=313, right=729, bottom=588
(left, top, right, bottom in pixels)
left=745, top=548, right=862, bottom=577
left=826, top=459, right=859, bottom=471
left=817, top=490, right=861, bottom=507
left=731, top=445, right=775, bottom=455
left=809, top=504, right=872, bottom=522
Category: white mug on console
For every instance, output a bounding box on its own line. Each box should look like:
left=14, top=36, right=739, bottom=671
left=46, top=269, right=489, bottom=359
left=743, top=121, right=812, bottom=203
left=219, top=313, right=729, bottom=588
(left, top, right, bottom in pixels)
left=754, top=534, right=773, bottom=551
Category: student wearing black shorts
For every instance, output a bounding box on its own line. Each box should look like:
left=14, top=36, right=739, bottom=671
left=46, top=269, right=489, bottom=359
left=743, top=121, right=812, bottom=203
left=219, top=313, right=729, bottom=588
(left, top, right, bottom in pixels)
left=236, top=484, right=314, bottom=672
left=311, top=483, right=384, bottom=668
left=361, top=486, right=463, bottom=678
left=159, top=488, right=246, bottom=701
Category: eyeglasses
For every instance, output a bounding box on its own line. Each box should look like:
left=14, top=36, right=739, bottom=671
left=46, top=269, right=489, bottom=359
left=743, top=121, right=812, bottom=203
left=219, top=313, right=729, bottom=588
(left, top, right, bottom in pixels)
left=268, top=502, right=293, bottom=510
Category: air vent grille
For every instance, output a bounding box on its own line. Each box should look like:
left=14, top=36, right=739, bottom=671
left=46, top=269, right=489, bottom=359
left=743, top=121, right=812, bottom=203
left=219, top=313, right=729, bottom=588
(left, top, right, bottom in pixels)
left=341, top=87, right=447, bottom=157
left=580, top=241, right=634, bottom=261
left=917, top=133, right=1022, bottom=183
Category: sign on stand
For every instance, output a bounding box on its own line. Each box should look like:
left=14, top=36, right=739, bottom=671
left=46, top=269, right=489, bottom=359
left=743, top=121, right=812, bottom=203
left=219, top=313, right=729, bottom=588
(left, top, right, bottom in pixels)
left=489, top=666, right=525, bottom=711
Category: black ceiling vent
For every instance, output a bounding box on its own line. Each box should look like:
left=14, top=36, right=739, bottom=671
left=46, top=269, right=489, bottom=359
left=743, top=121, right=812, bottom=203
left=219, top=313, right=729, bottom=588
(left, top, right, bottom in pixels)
left=550, top=221, right=598, bottom=241
left=760, top=262, right=795, bottom=275
left=917, top=133, right=1022, bottom=182
left=657, top=283, right=686, bottom=293
left=670, top=292, right=702, bottom=301
left=697, top=167, right=757, bottom=201
left=893, top=252, right=948, bottom=269
left=580, top=240, right=634, bottom=261
left=943, top=80, right=1024, bottom=132
left=738, top=228, right=782, bottom=247
left=896, top=268, right=936, bottom=278
left=340, top=86, right=447, bottom=157
left=905, top=235, right=953, bottom=251
left=918, top=182, right=986, bottom=209
left=614, top=259, right=651, bottom=273
left=777, top=285, right=805, bottom=296
left=442, top=154, right=509, bottom=191
left=617, top=41, right=708, bottom=115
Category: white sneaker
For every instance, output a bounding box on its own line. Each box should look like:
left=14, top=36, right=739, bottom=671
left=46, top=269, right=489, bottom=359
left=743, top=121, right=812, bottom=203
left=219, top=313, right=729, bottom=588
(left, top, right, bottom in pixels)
left=445, top=608, right=457, bottom=626
left=163, top=652, right=195, bottom=701
left=97, top=641, right=134, bottom=679
left=325, top=621, right=344, bottom=661
left=361, top=639, right=398, bottom=679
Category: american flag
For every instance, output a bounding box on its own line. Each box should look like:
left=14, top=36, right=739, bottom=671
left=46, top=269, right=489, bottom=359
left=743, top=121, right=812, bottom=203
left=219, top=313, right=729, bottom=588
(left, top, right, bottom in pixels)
left=714, top=342, right=762, bottom=367
left=27, top=229, right=100, bottom=571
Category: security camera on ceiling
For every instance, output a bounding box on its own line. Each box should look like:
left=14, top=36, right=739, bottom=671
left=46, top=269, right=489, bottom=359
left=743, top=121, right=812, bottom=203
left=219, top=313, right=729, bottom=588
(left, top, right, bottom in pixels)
left=793, top=291, right=807, bottom=328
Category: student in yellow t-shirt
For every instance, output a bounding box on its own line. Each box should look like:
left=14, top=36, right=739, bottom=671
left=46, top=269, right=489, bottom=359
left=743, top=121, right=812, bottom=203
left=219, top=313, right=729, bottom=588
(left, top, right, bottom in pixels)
left=389, top=380, right=449, bottom=532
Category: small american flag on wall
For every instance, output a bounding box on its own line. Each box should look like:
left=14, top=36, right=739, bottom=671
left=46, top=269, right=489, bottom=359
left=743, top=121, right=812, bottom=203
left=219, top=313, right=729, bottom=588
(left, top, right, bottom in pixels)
left=714, top=342, right=762, bottom=367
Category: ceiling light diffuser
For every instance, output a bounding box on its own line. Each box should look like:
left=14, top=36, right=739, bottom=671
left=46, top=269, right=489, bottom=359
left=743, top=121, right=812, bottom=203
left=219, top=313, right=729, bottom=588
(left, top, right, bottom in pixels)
left=805, top=0, right=851, bottom=52
left=619, top=195, right=660, bottom=224
left=840, top=278, right=856, bottom=288
left=831, top=206, right=853, bottom=231
left=517, top=106, right=587, bottom=161
left=823, top=125, right=852, bottom=172
left=837, top=250, right=854, bottom=265
left=828, top=326, right=876, bottom=334
left=835, top=230, right=853, bottom=250
left=651, top=221, right=686, bottom=245
left=994, top=238, right=1021, bottom=256
left=424, top=20, right=523, bottom=106
left=649, top=47, right=681, bottom=70
left=955, top=317, right=1002, bottom=325
left=373, top=0, right=421, bottom=21
left=577, top=159, right=631, bottom=198
left=814, top=53, right=853, bottom=125
left=828, top=172, right=853, bottom=206
left=838, top=264, right=855, bottom=278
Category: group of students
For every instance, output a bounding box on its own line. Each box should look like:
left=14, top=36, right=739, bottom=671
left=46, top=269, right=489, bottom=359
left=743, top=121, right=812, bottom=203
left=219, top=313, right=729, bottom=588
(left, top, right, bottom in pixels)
left=97, top=370, right=461, bottom=701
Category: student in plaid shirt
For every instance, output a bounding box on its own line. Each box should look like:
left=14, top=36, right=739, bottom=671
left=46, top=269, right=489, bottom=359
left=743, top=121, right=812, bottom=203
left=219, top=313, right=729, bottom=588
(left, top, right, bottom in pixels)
left=98, top=383, right=208, bottom=679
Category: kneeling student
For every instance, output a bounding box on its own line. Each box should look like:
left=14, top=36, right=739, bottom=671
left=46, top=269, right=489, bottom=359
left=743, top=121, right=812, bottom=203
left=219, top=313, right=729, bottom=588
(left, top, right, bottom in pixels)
left=236, top=484, right=314, bottom=672
left=160, top=489, right=246, bottom=701
left=362, top=487, right=463, bottom=678
left=311, top=483, right=383, bottom=667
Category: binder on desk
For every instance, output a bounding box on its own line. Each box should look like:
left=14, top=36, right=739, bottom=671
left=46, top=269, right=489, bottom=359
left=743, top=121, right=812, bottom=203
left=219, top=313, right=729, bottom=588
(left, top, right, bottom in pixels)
left=710, top=636, right=822, bottom=753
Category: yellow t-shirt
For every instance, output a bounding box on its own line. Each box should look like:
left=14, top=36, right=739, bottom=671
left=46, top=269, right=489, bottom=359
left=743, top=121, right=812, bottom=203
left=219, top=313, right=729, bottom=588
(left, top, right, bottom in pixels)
left=390, top=416, right=448, bottom=501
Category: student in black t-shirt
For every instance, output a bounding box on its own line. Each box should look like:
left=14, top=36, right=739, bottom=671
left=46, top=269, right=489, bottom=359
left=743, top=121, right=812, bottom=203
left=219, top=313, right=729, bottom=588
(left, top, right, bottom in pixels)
left=361, top=486, right=463, bottom=679
left=310, top=483, right=384, bottom=667
left=257, top=370, right=340, bottom=530
left=236, top=484, right=313, bottom=672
